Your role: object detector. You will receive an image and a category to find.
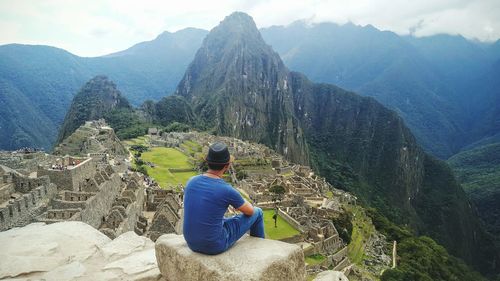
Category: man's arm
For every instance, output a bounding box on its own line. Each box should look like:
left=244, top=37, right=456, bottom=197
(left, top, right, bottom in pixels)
left=237, top=201, right=254, bottom=216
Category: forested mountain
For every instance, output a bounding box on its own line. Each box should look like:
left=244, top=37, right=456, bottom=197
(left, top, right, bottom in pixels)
left=0, top=45, right=92, bottom=150
left=56, top=75, right=131, bottom=142
left=260, top=22, right=500, bottom=159
left=0, top=28, right=206, bottom=151
left=175, top=13, right=309, bottom=164
left=88, top=28, right=208, bottom=104
left=2, top=20, right=498, bottom=158
left=150, top=12, right=498, bottom=277
left=448, top=143, right=500, bottom=236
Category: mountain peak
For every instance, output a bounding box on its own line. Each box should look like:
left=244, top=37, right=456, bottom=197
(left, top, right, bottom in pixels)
left=207, top=11, right=261, bottom=42
left=219, top=12, right=257, bottom=29
left=174, top=12, right=307, bottom=163
left=176, top=11, right=284, bottom=99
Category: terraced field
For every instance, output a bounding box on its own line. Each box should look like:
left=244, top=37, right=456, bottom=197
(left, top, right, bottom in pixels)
left=141, top=147, right=197, bottom=189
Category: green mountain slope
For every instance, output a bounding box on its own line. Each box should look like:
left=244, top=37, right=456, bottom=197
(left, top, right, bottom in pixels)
left=0, top=28, right=206, bottom=151
left=260, top=22, right=499, bottom=159
left=175, top=13, right=309, bottom=164
left=56, top=75, right=131, bottom=143
left=0, top=44, right=93, bottom=150
left=448, top=142, right=500, bottom=236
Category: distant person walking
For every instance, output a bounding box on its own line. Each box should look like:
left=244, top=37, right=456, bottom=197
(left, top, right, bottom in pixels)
left=183, top=142, right=265, bottom=255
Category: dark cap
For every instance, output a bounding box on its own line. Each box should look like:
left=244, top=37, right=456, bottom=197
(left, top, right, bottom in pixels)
left=205, top=142, right=234, bottom=164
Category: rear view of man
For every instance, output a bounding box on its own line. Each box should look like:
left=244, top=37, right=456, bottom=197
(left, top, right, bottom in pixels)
left=183, top=142, right=265, bottom=255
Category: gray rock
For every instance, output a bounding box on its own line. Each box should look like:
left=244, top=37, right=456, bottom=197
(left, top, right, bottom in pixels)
left=313, top=270, right=349, bottom=281
left=0, top=221, right=161, bottom=281
left=155, top=233, right=306, bottom=281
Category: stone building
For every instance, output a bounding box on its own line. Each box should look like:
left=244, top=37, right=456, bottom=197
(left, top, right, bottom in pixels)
left=145, top=188, right=183, bottom=241
left=0, top=165, right=58, bottom=231
left=99, top=173, right=147, bottom=239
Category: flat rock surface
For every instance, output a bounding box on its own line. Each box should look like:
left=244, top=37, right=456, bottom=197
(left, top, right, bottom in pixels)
left=155, top=233, right=305, bottom=281
left=313, top=270, right=349, bottom=281
left=0, top=221, right=161, bottom=281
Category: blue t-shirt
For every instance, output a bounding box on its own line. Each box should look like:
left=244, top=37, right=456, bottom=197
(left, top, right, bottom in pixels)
left=183, top=175, right=245, bottom=254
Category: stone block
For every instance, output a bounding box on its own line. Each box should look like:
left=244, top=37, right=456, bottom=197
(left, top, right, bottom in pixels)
left=155, top=234, right=305, bottom=281
left=313, top=270, right=349, bottom=281
left=0, top=222, right=161, bottom=280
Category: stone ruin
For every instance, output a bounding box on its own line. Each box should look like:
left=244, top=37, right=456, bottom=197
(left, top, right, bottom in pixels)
left=0, top=150, right=147, bottom=241
left=144, top=187, right=183, bottom=241
left=98, top=173, right=147, bottom=239
left=53, top=119, right=128, bottom=157
left=0, top=165, right=57, bottom=231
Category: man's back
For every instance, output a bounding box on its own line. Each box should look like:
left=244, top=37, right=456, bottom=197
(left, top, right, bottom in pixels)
left=183, top=175, right=244, bottom=254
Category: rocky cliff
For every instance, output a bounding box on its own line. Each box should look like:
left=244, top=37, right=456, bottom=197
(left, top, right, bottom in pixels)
left=175, top=13, right=309, bottom=164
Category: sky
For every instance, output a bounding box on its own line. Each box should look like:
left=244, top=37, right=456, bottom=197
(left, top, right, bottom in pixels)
left=0, top=0, right=499, bottom=57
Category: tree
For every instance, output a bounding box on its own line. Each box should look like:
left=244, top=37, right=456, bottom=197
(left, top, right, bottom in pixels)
left=236, top=169, right=248, bottom=180
left=269, top=185, right=286, bottom=205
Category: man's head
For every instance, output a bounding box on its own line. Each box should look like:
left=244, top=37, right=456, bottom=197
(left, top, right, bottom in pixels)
left=206, top=142, right=234, bottom=172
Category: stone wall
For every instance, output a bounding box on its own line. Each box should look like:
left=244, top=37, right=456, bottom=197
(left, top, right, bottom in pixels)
left=46, top=208, right=81, bottom=220
left=305, top=234, right=343, bottom=256
left=115, top=183, right=145, bottom=236
left=0, top=183, right=57, bottom=231
left=333, top=257, right=350, bottom=271
left=278, top=208, right=305, bottom=233
left=80, top=173, right=122, bottom=228
left=12, top=174, right=50, bottom=193
left=0, top=182, right=14, bottom=202
left=38, top=158, right=96, bottom=191
left=98, top=174, right=147, bottom=239
left=147, top=193, right=182, bottom=241
left=331, top=246, right=348, bottom=265
left=50, top=198, right=87, bottom=210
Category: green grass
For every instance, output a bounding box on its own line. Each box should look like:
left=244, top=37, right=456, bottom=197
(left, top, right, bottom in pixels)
left=141, top=147, right=196, bottom=188
left=124, top=135, right=149, bottom=147
left=306, top=275, right=317, bottom=281
left=305, top=254, right=326, bottom=266
left=325, top=191, right=333, bottom=199
left=347, top=206, right=375, bottom=264
left=263, top=209, right=300, bottom=240
left=183, top=140, right=202, bottom=153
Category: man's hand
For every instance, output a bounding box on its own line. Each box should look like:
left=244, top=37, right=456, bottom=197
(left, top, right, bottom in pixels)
left=237, top=201, right=254, bottom=216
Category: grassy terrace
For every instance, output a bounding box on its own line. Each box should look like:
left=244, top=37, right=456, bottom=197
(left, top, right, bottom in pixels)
left=140, top=147, right=197, bottom=189
left=124, top=135, right=149, bottom=146
left=348, top=206, right=375, bottom=264
left=305, top=254, right=326, bottom=266
left=263, top=209, right=300, bottom=240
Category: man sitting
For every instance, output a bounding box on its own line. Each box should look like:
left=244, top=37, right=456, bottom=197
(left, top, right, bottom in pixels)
left=183, top=142, right=265, bottom=255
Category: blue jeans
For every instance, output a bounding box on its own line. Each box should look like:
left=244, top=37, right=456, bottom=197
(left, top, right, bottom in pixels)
left=223, top=207, right=265, bottom=251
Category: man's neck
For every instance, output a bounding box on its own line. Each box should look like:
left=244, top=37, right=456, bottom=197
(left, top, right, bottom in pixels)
left=205, top=169, right=224, bottom=179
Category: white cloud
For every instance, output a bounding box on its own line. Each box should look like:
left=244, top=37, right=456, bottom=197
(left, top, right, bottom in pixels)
left=0, top=0, right=498, bottom=56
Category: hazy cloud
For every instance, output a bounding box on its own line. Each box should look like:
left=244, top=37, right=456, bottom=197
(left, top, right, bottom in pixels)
left=0, top=0, right=499, bottom=56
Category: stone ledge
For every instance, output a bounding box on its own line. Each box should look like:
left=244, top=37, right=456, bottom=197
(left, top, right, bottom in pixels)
left=155, top=234, right=306, bottom=281
left=0, top=222, right=161, bottom=281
